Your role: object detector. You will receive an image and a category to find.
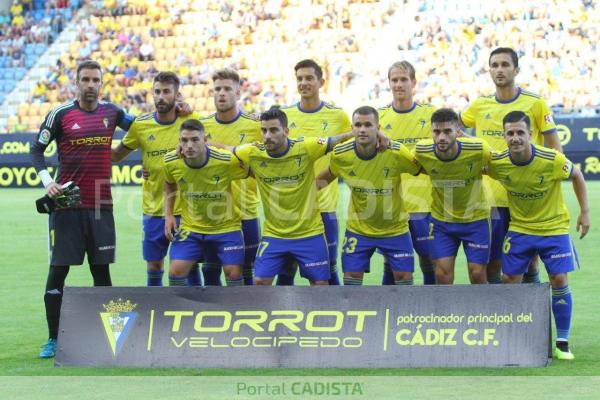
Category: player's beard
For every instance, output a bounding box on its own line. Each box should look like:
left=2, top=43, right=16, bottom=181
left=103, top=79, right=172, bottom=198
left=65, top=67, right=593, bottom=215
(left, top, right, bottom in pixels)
left=155, top=101, right=175, bottom=114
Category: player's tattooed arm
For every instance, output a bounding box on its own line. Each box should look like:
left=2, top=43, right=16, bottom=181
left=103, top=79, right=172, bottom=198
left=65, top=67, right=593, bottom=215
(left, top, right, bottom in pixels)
left=316, top=166, right=337, bottom=190
left=164, top=181, right=178, bottom=242
left=571, top=166, right=590, bottom=239
left=328, top=131, right=354, bottom=149
left=111, top=143, right=134, bottom=163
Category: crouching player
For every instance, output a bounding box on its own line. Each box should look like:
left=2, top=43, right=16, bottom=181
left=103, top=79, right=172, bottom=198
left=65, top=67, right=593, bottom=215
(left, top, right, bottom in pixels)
left=163, top=119, right=248, bottom=286
left=488, top=111, right=590, bottom=360
left=317, top=106, right=420, bottom=285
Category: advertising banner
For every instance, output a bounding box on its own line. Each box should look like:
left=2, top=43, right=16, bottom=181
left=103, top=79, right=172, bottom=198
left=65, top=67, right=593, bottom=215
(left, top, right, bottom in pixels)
left=56, top=285, right=551, bottom=368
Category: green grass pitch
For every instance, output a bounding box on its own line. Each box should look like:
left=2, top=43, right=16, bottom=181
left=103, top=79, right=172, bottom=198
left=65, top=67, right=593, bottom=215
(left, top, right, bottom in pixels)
left=1, top=183, right=599, bottom=378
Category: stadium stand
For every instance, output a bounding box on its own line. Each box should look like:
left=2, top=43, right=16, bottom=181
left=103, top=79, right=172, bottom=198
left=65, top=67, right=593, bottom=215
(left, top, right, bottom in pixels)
left=0, top=0, right=598, bottom=133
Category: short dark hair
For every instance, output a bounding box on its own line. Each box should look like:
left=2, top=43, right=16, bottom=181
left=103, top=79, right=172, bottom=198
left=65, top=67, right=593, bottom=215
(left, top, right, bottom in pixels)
left=294, top=59, right=323, bottom=80
left=180, top=119, right=204, bottom=133
left=260, top=107, right=288, bottom=128
left=431, top=108, right=459, bottom=124
left=352, top=106, right=379, bottom=124
left=489, top=47, right=519, bottom=68
left=154, top=71, right=180, bottom=91
left=76, top=60, right=102, bottom=81
left=502, top=110, right=531, bottom=130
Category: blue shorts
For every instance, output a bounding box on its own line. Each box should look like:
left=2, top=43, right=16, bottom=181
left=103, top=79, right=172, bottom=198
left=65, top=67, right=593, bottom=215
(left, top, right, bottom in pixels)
left=242, top=218, right=261, bottom=266
left=142, top=215, right=180, bottom=262
left=429, top=217, right=491, bottom=265
left=169, top=229, right=245, bottom=265
left=502, top=232, right=577, bottom=276
left=342, top=230, right=414, bottom=273
left=321, top=212, right=339, bottom=267
left=490, top=207, right=510, bottom=262
left=255, top=234, right=330, bottom=282
left=408, top=212, right=431, bottom=258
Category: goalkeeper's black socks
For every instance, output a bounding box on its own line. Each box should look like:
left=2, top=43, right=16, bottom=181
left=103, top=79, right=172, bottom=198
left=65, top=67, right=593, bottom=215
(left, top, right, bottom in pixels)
left=44, top=265, right=70, bottom=340
left=90, top=264, right=112, bottom=286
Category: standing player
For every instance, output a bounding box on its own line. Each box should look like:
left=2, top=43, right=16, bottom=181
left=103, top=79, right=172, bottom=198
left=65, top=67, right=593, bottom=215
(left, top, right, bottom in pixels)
left=279, top=59, right=352, bottom=285
left=111, top=71, right=202, bottom=287
left=317, top=106, right=420, bottom=285
left=30, top=60, right=134, bottom=358
left=200, top=68, right=262, bottom=286
left=379, top=61, right=436, bottom=285
left=164, top=120, right=248, bottom=286
left=414, top=109, right=492, bottom=285
left=488, top=111, right=589, bottom=360
left=233, top=108, right=355, bottom=285
left=460, top=47, right=562, bottom=284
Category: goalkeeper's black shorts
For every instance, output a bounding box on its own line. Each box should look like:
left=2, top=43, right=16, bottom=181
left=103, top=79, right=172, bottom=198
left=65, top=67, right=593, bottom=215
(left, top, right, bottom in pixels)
left=48, top=209, right=115, bottom=266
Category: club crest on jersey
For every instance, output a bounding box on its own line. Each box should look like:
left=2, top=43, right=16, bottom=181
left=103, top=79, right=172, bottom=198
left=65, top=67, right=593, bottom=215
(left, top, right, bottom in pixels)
left=99, top=299, right=138, bottom=357
left=317, top=137, right=327, bottom=145
left=103, top=118, right=109, bottom=128
left=39, top=129, right=51, bottom=145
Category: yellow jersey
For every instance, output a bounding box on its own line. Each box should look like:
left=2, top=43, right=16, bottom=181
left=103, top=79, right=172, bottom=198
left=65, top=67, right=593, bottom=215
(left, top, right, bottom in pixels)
left=330, top=140, right=420, bottom=237
left=234, top=137, right=330, bottom=239
left=487, top=145, right=573, bottom=236
left=201, top=111, right=261, bottom=220
left=379, top=102, right=435, bottom=213
left=163, top=147, right=248, bottom=234
left=414, top=137, right=492, bottom=223
left=282, top=102, right=352, bottom=213
left=120, top=111, right=201, bottom=216
left=460, top=88, right=557, bottom=207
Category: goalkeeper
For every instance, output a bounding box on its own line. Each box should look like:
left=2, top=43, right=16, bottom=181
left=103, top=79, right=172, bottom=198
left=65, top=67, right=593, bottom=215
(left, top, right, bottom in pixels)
left=29, top=60, right=134, bottom=359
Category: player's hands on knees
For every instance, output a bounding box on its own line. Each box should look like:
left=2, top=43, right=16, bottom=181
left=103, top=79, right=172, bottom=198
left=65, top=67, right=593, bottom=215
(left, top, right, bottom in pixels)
left=45, top=182, right=63, bottom=198
left=577, top=210, right=590, bottom=239
left=376, top=131, right=391, bottom=152
left=165, top=215, right=178, bottom=242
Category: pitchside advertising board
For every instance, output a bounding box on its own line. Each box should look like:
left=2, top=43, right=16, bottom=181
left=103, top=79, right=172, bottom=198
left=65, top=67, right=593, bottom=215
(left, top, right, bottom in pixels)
left=0, top=131, right=144, bottom=187
left=56, top=285, right=551, bottom=368
left=1, top=116, right=599, bottom=187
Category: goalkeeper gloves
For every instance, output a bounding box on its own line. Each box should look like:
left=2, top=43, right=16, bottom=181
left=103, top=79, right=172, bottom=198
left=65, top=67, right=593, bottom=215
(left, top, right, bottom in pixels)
left=36, top=181, right=81, bottom=214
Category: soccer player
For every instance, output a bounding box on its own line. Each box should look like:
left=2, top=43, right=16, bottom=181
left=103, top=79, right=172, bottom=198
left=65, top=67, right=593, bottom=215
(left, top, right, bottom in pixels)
left=164, top=120, right=248, bottom=286
left=278, top=59, right=352, bottom=285
left=200, top=68, right=262, bottom=286
left=30, top=60, right=134, bottom=358
left=379, top=61, right=436, bottom=285
left=317, top=106, right=420, bottom=285
left=460, top=47, right=562, bottom=284
left=233, top=108, right=355, bottom=285
left=111, top=71, right=202, bottom=287
left=488, top=111, right=589, bottom=360
left=414, top=108, right=492, bottom=285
